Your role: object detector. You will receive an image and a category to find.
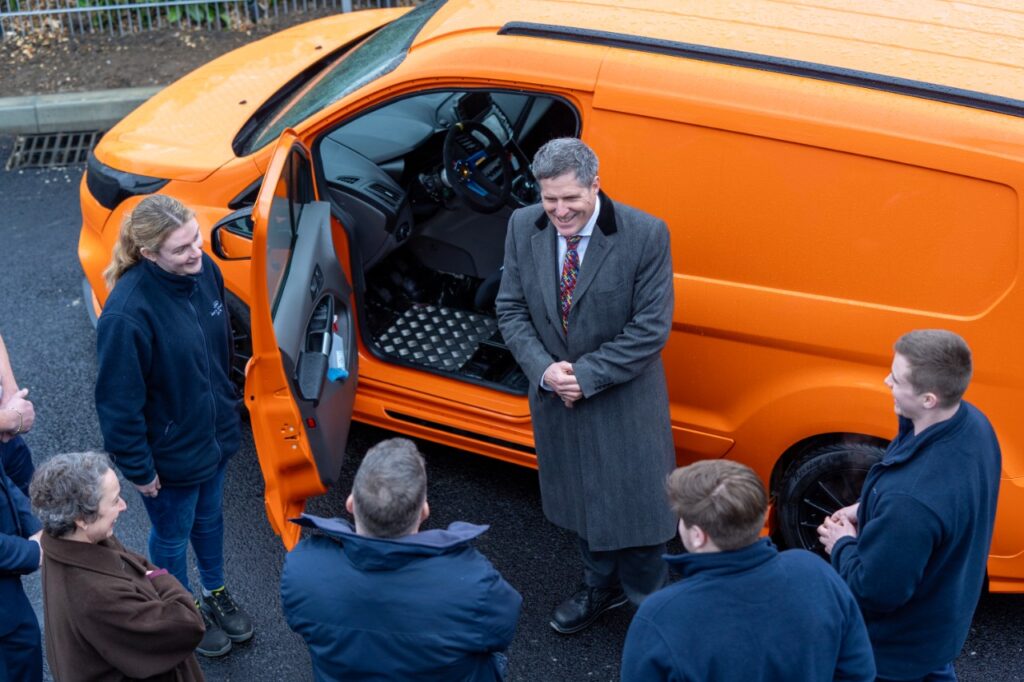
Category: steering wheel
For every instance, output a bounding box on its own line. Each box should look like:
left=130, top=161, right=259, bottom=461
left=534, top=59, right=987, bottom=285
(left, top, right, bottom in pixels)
left=442, top=120, right=513, bottom=214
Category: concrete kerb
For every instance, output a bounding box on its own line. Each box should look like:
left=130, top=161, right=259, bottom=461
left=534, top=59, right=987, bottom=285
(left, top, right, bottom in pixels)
left=0, top=86, right=161, bottom=135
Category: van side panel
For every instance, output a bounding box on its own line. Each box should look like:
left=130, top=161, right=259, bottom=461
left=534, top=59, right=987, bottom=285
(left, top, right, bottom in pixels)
left=588, top=49, right=1024, bottom=581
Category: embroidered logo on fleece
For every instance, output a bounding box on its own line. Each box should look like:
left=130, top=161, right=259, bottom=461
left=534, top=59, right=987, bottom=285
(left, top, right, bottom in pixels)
left=211, top=300, right=224, bottom=317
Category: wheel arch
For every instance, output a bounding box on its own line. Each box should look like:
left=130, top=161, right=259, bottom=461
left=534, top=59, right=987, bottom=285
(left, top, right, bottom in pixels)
left=768, top=431, right=889, bottom=501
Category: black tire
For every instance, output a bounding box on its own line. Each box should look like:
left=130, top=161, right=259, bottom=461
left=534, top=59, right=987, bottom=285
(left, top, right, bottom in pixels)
left=777, top=443, right=884, bottom=558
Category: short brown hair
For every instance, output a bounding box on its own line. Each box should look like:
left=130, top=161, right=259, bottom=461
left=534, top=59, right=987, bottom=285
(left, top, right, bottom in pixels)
left=666, top=460, right=767, bottom=551
left=894, top=329, right=972, bottom=408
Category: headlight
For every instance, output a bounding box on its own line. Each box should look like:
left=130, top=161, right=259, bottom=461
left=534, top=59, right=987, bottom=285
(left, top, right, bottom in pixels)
left=86, top=151, right=170, bottom=210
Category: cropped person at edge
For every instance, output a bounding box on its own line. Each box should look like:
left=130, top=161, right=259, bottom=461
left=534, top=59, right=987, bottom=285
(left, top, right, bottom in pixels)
left=0, top=331, right=42, bottom=682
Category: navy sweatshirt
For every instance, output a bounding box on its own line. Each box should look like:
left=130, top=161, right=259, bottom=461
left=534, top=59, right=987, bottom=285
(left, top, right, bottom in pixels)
left=832, top=401, right=1001, bottom=680
left=0, top=454, right=42, bottom=638
left=95, top=255, right=241, bottom=486
left=621, top=539, right=875, bottom=682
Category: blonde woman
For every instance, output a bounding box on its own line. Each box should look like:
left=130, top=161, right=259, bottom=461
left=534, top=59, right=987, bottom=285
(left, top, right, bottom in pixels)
left=95, top=195, right=252, bottom=658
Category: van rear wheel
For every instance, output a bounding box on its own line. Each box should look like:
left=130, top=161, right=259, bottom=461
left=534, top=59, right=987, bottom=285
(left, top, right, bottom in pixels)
left=777, top=444, right=884, bottom=558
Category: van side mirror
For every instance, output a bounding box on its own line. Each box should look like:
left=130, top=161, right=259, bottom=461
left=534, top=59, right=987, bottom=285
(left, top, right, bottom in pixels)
left=211, top=208, right=254, bottom=261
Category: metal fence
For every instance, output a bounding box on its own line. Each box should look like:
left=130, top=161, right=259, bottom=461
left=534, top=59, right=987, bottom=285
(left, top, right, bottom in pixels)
left=0, top=0, right=413, bottom=38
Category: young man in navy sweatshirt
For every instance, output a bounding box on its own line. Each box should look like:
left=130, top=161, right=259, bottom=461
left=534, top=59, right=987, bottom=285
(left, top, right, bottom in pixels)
left=621, top=459, right=875, bottom=682
left=819, top=329, right=1001, bottom=682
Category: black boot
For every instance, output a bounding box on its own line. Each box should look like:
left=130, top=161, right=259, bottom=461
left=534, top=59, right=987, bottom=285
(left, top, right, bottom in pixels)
left=203, top=587, right=254, bottom=643
left=195, top=601, right=232, bottom=657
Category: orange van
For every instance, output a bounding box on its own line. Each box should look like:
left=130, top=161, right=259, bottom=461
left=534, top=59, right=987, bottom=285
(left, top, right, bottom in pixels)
left=78, top=0, right=1024, bottom=590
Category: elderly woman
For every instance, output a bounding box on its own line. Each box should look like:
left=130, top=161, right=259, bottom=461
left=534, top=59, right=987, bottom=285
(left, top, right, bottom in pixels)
left=30, top=451, right=205, bottom=681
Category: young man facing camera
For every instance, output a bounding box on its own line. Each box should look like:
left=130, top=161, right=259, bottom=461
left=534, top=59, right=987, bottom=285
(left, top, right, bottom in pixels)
left=621, top=460, right=875, bottom=682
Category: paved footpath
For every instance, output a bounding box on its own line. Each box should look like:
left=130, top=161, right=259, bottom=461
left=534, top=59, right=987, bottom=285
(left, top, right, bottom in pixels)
left=1, top=134, right=1021, bottom=681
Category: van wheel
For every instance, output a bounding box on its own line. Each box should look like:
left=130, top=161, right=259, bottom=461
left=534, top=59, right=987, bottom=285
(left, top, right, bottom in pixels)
left=777, top=444, right=884, bottom=558
left=225, top=293, right=252, bottom=412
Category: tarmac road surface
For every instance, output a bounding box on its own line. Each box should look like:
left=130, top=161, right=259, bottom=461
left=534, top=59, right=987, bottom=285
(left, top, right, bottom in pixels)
left=1, top=135, right=1021, bottom=681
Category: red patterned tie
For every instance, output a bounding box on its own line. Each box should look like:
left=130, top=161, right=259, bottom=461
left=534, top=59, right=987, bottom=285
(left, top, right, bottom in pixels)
left=559, top=235, right=582, bottom=333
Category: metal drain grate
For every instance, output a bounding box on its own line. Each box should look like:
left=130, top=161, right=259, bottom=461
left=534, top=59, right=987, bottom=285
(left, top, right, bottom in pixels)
left=6, top=131, right=103, bottom=170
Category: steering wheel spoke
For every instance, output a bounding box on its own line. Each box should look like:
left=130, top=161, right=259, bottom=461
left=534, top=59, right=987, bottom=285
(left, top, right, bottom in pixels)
left=443, top=120, right=513, bottom=213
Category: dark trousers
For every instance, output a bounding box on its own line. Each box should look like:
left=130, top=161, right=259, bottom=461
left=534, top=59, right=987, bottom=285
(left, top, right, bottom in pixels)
left=577, top=536, right=667, bottom=605
left=0, top=587, right=42, bottom=682
left=877, top=663, right=957, bottom=682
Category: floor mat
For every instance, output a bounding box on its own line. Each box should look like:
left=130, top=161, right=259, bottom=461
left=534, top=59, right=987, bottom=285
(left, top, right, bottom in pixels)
left=377, top=305, right=497, bottom=372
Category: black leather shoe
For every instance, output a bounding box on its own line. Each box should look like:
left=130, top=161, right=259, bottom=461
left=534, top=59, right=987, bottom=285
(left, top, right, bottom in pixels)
left=550, top=585, right=629, bottom=634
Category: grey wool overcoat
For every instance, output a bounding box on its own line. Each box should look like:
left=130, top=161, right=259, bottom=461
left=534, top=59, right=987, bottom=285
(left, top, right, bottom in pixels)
left=496, top=193, right=677, bottom=551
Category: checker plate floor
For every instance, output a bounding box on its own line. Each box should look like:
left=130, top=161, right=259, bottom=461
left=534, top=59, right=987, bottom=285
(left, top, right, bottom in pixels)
left=378, top=305, right=497, bottom=372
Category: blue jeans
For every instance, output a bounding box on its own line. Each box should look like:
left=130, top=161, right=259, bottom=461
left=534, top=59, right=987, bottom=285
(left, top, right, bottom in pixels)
left=140, top=460, right=227, bottom=593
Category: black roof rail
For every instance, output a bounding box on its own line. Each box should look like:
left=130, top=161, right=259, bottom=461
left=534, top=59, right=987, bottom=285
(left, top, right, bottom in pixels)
left=498, top=21, right=1024, bottom=120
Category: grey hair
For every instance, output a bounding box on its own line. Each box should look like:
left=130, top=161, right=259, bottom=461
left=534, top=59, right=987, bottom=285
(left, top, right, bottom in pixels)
left=30, top=451, right=113, bottom=538
left=352, top=438, right=427, bottom=539
left=531, top=137, right=599, bottom=186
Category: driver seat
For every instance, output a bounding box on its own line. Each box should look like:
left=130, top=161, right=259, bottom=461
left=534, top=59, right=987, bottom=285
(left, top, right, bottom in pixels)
left=474, top=267, right=503, bottom=313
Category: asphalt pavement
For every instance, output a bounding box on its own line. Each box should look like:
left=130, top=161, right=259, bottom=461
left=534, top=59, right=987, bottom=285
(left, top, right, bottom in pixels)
left=1, top=133, right=1022, bottom=681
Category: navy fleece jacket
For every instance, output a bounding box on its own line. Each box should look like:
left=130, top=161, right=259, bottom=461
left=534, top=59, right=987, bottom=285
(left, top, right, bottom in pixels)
left=281, top=515, right=522, bottom=682
left=832, top=401, right=1001, bottom=680
left=1, top=455, right=42, bottom=637
left=95, top=255, right=240, bottom=486
left=621, top=539, right=874, bottom=681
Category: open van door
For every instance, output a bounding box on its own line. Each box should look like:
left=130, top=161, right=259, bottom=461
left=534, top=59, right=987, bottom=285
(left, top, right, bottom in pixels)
left=246, top=130, right=358, bottom=548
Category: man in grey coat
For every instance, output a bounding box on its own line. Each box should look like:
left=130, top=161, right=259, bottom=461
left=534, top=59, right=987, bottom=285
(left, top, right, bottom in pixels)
left=496, top=137, right=677, bottom=634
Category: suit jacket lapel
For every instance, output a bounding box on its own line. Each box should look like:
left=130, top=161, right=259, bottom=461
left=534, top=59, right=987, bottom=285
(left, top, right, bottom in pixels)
left=571, top=193, right=617, bottom=307
left=531, top=223, right=560, bottom=334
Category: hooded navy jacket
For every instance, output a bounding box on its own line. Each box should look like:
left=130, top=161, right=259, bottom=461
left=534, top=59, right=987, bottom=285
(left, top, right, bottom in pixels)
left=832, top=401, right=1000, bottom=680
left=280, top=515, right=522, bottom=682
left=95, top=255, right=240, bottom=486
left=621, top=539, right=875, bottom=682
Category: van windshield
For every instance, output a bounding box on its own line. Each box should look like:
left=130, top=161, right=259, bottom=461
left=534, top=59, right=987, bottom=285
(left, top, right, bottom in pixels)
left=246, top=0, right=444, bottom=153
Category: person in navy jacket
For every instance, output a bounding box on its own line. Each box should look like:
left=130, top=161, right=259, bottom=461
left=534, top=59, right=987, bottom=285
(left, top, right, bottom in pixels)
left=95, top=195, right=251, bottom=658
left=281, top=438, right=523, bottom=681
left=621, top=459, right=875, bottom=682
left=0, top=445, right=43, bottom=682
left=819, top=330, right=1001, bottom=682
left=0, top=332, right=37, bottom=498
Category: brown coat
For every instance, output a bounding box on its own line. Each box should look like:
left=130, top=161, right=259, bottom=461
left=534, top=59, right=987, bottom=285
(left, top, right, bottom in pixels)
left=40, top=533, right=205, bottom=682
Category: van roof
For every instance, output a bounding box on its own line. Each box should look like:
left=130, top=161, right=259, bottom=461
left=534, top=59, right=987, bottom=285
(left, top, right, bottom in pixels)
left=422, top=0, right=1024, bottom=107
